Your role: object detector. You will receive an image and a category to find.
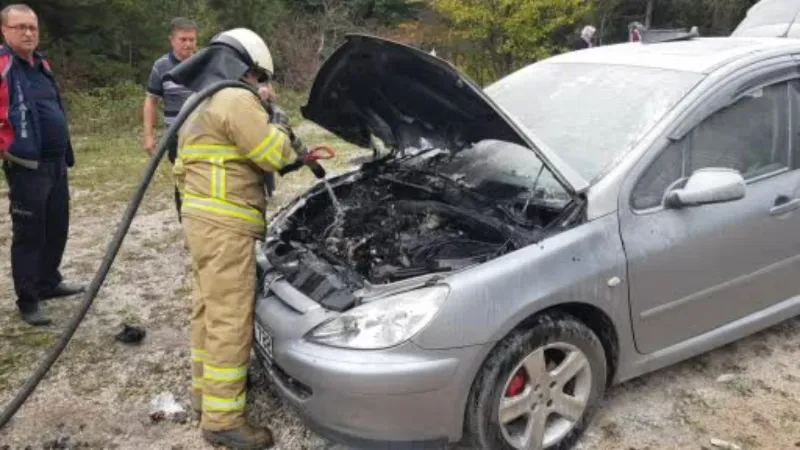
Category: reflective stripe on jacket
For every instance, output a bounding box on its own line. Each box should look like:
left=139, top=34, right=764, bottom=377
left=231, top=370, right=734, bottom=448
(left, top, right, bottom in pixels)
left=174, top=87, right=299, bottom=238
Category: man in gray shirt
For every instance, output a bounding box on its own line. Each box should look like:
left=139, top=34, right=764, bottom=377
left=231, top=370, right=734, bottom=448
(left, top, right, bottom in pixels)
left=143, top=17, right=198, bottom=217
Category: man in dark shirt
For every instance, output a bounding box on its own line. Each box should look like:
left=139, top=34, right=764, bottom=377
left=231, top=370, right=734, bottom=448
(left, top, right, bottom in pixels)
left=0, top=4, right=84, bottom=326
left=143, top=17, right=198, bottom=218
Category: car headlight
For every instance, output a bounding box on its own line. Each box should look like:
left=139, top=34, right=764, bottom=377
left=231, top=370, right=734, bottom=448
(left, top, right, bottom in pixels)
left=304, top=285, right=450, bottom=349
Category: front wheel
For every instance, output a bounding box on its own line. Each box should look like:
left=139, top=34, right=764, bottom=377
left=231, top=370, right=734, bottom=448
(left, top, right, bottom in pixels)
left=465, top=312, right=607, bottom=450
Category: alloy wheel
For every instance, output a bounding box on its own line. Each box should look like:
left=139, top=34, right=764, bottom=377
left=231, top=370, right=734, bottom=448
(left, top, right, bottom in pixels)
left=497, top=342, right=592, bottom=450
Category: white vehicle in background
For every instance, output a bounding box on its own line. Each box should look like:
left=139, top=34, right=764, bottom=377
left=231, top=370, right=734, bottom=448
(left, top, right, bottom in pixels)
left=732, top=0, right=800, bottom=38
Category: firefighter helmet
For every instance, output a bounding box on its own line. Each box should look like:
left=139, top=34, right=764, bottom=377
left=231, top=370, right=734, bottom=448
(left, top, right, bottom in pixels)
left=210, top=28, right=274, bottom=78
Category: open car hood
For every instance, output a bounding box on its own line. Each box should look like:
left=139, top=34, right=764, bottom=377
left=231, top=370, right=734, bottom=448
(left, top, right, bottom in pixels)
left=301, top=34, right=587, bottom=195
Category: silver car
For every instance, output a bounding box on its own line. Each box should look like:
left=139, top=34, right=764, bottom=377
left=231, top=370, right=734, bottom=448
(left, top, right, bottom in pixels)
left=252, top=33, right=800, bottom=450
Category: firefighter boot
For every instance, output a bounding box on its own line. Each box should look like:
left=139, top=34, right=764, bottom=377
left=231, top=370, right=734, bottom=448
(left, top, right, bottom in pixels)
left=202, top=422, right=274, bottom=449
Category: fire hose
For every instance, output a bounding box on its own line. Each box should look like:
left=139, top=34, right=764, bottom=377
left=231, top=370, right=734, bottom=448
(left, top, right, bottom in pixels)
left=0, top=79, right=328, bottom=429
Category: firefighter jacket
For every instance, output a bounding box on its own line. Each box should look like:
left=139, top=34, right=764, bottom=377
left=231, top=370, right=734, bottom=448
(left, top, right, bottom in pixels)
left=174, top=87, right=299, bottom=238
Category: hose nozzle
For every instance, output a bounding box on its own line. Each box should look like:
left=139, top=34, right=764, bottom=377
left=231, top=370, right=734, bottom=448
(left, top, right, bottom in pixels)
left=303, top=145, right=335, bottom=179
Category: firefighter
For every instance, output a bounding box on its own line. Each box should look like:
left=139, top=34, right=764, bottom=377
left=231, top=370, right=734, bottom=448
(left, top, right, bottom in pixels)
left=171, top=28, right=304, bottom=449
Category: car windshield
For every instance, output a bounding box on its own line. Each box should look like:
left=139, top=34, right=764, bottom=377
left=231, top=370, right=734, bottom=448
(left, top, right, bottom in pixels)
left=399, top=139, right=572, bottom=208
left=485, top=62, right=703, bottom=183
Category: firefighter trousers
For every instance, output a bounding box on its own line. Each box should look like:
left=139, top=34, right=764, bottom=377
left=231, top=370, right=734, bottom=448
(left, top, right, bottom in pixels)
left=182, top=216, right=257, bottom=432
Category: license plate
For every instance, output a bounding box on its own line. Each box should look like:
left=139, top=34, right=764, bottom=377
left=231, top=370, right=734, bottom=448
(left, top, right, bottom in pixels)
left=254, top=322, right=273, bottom=361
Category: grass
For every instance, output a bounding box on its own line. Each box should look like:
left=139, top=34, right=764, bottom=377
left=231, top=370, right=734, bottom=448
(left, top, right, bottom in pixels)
left=0, top=318, right=58, bottom=387
left=0, top=82, right=370, bottom=210
left=62, top=126, right=369, bottom=218
left=68, top=134, right=176, bottom=207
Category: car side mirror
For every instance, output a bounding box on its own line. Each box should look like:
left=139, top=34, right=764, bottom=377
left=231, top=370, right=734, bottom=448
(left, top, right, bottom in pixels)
left=665, top=168, right=745, bottom=209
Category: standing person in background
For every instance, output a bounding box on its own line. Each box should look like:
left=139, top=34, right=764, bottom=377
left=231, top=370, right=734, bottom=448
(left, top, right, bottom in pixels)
left=579, top=25, right=597, bottom=48
left=629, top=21, right=644, bottom=42
left=143, top=17, right=198, bottom=219
left=0, top=3, right=85, bottom=326
left=571, top=25, right=596, bottom=50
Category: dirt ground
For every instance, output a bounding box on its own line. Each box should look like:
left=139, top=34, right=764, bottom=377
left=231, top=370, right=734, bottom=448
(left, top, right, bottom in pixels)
left=0, top=127, right=799, bottom=450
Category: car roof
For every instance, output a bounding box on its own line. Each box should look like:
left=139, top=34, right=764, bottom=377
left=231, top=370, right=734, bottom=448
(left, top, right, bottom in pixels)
left=544, top=37, right=800, bottom=74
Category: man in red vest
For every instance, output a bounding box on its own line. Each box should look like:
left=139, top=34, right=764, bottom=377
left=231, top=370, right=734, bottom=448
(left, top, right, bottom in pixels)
left=0, top=4, right=84, bottom=326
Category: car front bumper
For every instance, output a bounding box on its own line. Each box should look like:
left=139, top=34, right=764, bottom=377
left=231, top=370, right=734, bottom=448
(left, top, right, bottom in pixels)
left=252, top=280, right=488, bottom=448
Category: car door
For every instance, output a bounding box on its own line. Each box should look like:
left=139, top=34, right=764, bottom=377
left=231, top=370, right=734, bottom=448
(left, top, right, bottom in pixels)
left=618, top=64, right=800, bottom=354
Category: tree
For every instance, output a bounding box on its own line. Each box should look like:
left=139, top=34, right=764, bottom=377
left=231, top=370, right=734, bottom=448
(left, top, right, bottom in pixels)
left=205, top=0, right=286, bottom=35
left=430, top=0, right=592, bottom=84
left=21, top=0, right=212, bottom=88
left=264, top=0, right=423, bottom=88
left=12, top=0, right=759, bottom=92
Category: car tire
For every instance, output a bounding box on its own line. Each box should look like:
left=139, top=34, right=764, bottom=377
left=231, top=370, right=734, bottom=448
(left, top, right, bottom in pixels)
left=465, top=312, right=607, bottom=450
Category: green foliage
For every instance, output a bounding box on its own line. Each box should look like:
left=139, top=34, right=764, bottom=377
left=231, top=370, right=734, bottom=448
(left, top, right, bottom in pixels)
left=652, top=0, right=758, bottom=34
left=586, top=0, right=759, bottom=44
left=8, top=0, right=762, bottom=95
left=61, top=79, right=308, bottom=140
left=62, top=81, right=145, bottom=136
left=24, top=0, right=212, bottom=89
left=430, top=0, right=592, bottom=84
left=206, top=0, right=286, bottom=36
left=352, top=0, right=425, bottom=26
left=286, top=0, right=422, bottom=26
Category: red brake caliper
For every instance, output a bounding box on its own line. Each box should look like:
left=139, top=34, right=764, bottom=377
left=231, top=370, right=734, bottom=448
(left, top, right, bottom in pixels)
left=505, top=369, right=526, bottom=397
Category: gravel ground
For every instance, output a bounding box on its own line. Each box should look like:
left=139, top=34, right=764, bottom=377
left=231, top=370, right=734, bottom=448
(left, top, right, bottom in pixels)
left=0, top=130, right=798, bottom=449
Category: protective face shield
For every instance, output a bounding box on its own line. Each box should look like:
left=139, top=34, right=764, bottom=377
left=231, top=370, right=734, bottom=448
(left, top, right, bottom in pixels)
left=163, top=27, right=274, bottom=94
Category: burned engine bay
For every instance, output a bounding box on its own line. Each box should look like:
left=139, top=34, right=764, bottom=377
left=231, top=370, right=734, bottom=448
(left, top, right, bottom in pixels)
left=262, top=144, right=585, bottom=311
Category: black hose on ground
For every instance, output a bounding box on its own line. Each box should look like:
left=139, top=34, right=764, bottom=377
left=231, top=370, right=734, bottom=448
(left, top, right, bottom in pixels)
left=0, top=79, right=258, bottom=430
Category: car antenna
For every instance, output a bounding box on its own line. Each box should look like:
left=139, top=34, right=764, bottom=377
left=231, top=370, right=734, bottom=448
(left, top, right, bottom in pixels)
left=780, top=8, right=800, bottom=37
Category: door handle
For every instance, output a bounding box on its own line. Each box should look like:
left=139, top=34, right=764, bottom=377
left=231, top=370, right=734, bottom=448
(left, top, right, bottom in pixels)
left=770, top=196, right=800, bottom=216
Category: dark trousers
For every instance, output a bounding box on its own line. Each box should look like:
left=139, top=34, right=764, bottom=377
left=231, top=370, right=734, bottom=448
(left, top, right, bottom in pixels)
left=2, top=158, right=69, bottom=313
left=165, top=132, right=182, bottom=220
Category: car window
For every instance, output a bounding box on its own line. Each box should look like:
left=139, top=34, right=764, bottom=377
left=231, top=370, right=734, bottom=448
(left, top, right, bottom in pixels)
left=689, top=83, right=789, bottom=178
left=790, top=81, right=800, bottom=163
left=632, top=81, right=790, bottom=210
left=631, top=139, right=685, bottom=210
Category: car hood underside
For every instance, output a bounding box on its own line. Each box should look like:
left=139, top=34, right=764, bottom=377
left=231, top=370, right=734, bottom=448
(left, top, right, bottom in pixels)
left=302, top=35, right=526, bottom=152
left=301, top=34, right=581, bottom=195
